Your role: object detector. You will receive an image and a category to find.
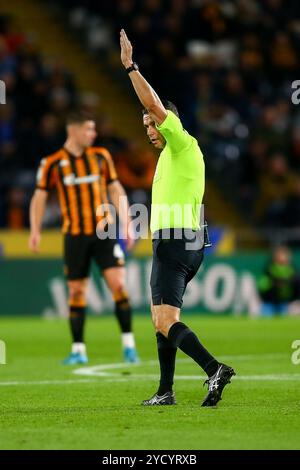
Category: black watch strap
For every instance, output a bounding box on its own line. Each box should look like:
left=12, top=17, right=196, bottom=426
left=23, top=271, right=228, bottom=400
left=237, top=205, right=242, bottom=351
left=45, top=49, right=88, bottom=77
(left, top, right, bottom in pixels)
left=126, top=62, right=139, bottom=74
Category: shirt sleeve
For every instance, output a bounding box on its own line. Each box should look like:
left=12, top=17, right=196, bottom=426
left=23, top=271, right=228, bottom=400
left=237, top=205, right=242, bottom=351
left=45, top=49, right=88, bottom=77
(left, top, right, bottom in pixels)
left=99, top=148, right=118, bottom=184
left=35, top=158, right=57, bottom=191
left=156, top=110, right=192, bottom=154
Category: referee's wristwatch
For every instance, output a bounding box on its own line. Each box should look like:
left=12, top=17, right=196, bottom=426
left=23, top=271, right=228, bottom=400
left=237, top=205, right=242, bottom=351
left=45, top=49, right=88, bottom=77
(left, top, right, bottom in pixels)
left=126, top=62, right=139, bottom=74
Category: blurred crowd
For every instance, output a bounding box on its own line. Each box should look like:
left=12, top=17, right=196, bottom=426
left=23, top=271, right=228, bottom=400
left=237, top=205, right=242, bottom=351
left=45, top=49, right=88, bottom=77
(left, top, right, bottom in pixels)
left=0, top=14, right=156, bottom=228
left=1, top=0, right=300, bottom=241
left=62, top=0, right=300, bottom=237
left=0, top=15, right=75, bottom=227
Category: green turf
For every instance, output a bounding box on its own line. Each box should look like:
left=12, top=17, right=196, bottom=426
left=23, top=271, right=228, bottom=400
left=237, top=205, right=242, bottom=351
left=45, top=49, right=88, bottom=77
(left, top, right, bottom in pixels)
left=0, top=314, right=300, bottom=450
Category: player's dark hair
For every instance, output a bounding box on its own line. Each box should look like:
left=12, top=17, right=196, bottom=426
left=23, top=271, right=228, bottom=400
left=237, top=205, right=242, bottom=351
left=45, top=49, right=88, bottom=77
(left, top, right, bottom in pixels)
left=142, top=100, right=179, bottom=118
left=66, top=111, right=95, bottom=126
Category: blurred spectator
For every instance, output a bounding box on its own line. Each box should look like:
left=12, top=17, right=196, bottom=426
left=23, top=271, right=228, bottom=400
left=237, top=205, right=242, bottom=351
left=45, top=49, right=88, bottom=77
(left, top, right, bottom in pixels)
left=253, top=105, right=289, bottom=152
left=34, top=113, right=65, bottom=160
left=0, top=101, right=16, bottom=171
left=114, top=141, right=156, bottom=212
left=258, top=246, right=300, bottom=316
left=256, top=153, right=296, bottom=226
left=290, top=126, right=300, bottom=169
left=282, top=177, right=300, bottom=234
left=239, top=138, right=268, bottom=211
left=6, top=187, right=27, bottom=229
left=95, top=116, right=127, bottom=156
left=0, top=14, right=24, bottom=53
left=0, top=36, right=17, bottom=75
left=270, top=32, right=298, bottom=80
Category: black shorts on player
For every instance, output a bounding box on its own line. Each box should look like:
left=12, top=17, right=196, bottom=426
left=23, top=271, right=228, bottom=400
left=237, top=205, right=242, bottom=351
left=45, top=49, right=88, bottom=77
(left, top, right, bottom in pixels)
left=150, top=228, right=204, bottom=308
left=64, top=233, right=124, bottom=280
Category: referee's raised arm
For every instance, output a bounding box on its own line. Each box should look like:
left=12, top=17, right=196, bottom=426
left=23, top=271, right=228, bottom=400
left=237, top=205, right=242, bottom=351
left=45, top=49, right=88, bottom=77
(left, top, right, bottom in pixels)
left=120, top=29, right=167, bottom=126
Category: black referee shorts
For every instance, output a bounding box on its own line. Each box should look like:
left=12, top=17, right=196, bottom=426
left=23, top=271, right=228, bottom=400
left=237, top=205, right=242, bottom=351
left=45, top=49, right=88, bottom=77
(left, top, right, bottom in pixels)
left=64, top=233, right=125, bottom=280
left=150, top=229, right=204, bottom=308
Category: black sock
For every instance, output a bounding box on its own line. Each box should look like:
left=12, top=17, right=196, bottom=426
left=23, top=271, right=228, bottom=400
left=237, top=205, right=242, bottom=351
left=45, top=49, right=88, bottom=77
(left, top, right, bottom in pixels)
left=115, top=298, right=132, bottom=333
left=156, top=332, right=177, bottom=395
left=168, top=322, right=218, bottom=376
left=69, top=306, right=85, bottom=343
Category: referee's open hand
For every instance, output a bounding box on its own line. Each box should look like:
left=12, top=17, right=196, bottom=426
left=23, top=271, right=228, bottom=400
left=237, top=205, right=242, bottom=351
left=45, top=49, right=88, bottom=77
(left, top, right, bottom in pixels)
left=120, top=29, right=133, bottom=69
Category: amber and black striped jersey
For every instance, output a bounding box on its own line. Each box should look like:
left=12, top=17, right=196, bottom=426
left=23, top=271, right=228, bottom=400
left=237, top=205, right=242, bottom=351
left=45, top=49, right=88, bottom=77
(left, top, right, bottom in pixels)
left=36, top=146, right=118, bottom=235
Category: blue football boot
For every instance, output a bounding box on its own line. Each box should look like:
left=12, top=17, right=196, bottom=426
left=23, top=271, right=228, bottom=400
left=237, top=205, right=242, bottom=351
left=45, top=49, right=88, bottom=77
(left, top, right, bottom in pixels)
left=62, top=352, right=88, bottom=365
left=123, top=347, right=140, bottom=363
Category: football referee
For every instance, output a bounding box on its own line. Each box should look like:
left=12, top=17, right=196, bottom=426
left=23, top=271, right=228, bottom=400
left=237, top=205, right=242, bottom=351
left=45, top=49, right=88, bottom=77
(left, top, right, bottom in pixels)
left=120, top=29, right=235, bottom=407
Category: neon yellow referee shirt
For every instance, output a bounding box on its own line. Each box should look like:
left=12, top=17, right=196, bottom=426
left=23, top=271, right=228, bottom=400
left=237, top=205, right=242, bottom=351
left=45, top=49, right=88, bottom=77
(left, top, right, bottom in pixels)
left=150, top=110, right=205, bottom=233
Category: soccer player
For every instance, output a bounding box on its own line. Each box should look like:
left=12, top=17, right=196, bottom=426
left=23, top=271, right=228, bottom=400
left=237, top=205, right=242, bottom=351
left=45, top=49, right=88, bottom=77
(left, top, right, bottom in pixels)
left=120, top=29, right=235, bottom=406
left=29, top=112, right=139, bottom=365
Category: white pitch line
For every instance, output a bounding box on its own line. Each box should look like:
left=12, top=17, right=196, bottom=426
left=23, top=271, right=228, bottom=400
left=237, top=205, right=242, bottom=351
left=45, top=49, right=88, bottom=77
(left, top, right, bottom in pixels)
left=103, top=374, right=300, bottom=382
left=126, top=374, right=300, bottom=381
left=0, top=352, right=299, bottom=386
left=72, top=354, right=290, bottom=378
left=0, top=379, right=97, bottom=386
left=1, top=374, right=300, bottom=386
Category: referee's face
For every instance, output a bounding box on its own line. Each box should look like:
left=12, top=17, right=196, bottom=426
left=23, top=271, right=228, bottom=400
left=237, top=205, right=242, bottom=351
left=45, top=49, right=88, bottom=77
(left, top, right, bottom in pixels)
left=143, top=114, right=165, bottom=149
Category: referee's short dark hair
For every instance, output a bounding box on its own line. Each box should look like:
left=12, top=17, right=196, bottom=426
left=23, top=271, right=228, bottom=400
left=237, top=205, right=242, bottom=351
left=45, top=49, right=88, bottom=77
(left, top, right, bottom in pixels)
left=142, top=100, right=179, bottom=118
left=66, top=111, right=95, bottom=126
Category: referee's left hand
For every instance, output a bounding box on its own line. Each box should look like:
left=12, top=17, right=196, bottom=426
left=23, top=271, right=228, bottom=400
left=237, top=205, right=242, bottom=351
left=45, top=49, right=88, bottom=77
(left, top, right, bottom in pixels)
left=120, top=29, right=133, bottom=69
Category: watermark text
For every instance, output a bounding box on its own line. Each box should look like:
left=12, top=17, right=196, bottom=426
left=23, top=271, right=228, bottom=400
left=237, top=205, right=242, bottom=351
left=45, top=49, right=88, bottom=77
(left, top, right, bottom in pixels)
left=0, top=340, right=6, bottom=364
left=291, top=339, right=300, bottom=365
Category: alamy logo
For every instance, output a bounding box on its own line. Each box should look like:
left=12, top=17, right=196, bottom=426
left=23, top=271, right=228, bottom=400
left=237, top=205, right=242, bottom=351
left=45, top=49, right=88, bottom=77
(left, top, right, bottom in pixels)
left=0, top=340, right=6, bottom=364
left=291, top=80, right=300, bottom=105
left=291, top=339, right=300, bottom=365
left=0, top=80, right=6, bottom=104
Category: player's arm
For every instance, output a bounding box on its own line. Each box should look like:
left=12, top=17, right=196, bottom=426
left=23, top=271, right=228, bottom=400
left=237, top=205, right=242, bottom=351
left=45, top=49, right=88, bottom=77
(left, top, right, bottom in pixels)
left=120, top=29, right=167, bottom=126
left=29, top=156, right=56, bottom=253
left=108, top=180, right=134, bottom=250
left=29, top=189, right=48, bottom=253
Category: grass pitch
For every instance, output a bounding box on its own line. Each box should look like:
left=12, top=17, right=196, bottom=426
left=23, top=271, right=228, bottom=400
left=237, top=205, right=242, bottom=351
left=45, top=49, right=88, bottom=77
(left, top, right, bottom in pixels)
left=0, top=314, right=300, bottom=450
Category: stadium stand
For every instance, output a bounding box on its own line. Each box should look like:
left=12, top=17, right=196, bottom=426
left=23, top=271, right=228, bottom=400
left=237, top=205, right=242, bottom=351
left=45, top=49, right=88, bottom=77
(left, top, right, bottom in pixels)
left=1, top=0, right=300, bottom=246
left=52, top=0, right=300, bottom=241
